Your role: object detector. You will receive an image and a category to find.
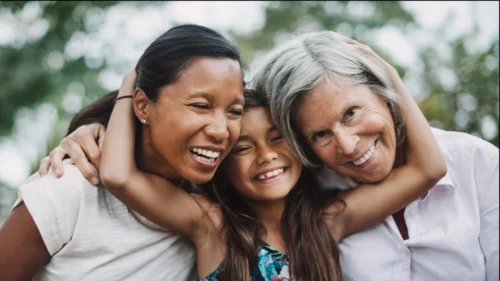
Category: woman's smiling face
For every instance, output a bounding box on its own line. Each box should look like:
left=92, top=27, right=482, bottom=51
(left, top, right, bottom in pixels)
left=223, top=107, right=302, bottom=203
left=146, top=57, right=244, bottom=184
left=295, top=77, right=397, bottom=183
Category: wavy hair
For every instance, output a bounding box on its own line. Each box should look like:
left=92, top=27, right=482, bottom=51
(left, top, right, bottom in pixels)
left=253, top=31, right=406, bottom=167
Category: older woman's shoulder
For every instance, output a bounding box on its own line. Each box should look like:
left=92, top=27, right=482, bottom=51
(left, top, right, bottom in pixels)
left=431, top=127, right=498, bottom=157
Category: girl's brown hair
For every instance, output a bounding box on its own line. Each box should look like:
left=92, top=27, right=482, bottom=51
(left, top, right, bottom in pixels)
left=201, top=88, right=344, bottom=281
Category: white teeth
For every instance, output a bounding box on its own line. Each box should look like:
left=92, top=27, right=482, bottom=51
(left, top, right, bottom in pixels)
left=257, top=168, right=284, bottom=180
left=353, top=143, right=376, bottom=166
left=193, top=154, right=216, bottom=163
left=191, top=148, right=220, bottom=159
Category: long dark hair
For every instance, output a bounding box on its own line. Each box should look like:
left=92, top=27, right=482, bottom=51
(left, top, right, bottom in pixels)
left=202, top=89, right=344, bottom=281
left=67, top=23, right=242, bottom=136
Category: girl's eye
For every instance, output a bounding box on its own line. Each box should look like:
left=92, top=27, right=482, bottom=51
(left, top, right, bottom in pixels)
left=271, top=135, right=283, bottom=142
left=233, top=146, right=250, bottom=154
left=344, top=107, right=358, bottom=118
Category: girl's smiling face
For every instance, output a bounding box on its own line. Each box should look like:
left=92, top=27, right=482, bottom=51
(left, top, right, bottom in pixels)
left=223, top=107, right=302, bottom=203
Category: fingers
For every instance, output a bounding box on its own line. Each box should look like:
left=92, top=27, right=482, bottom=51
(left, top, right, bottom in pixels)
left=48, top=147, right=67, bottom=178
left=60, top=133, right=100, bottom=186
left=341, top=35, right=397, bottom=76
left=96, top=124, right=106, bottom=170
left=38, top=156, right=51, bottom=177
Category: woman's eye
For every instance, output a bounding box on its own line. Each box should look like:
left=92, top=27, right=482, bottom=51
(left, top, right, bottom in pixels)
left=312, top=131, right=327, bottom=141
left=311, top=130, right=332, bottom=146
left=229, top=109, right=243, bottom=116
left=344, top=107, right=358, bottom=118
left=191, top=104, right=209, bottom=110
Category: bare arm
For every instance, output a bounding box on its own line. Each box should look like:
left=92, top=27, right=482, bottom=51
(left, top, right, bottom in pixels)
left=329, top=40, right=447, bottom=242
left=0, top=203, right=51, bottom=281
left=99, top=70, right=215, bottom=241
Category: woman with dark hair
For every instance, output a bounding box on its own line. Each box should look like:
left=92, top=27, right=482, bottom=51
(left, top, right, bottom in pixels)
left=0, top=24, right=244, bottom=281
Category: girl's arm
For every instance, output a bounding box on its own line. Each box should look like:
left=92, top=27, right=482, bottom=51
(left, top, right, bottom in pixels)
left=99, top=70, right=217, bottom=241
left=329, top=40, right=447, bottom=242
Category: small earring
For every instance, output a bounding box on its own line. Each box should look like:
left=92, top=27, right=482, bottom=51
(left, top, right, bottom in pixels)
left=140, top=119, right=147, bottom=124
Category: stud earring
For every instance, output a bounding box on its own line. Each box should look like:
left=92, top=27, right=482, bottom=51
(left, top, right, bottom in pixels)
left=140, top=119, right=147, bottom=124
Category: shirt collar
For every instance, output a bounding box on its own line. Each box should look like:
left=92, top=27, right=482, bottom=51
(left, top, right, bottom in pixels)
left=434, top=171, right=455, bottom=189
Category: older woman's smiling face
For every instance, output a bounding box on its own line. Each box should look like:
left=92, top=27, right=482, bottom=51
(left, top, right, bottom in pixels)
left=295, top=76, right=398, bottom=183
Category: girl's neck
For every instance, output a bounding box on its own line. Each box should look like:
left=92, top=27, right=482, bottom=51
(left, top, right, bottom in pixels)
left=248, top=198, right=286, bottom=238
left=250, top=199, right=288, bottom=254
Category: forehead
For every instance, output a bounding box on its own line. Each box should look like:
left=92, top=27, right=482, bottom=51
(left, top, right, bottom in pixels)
left=240, top=107, right=274, bottom=136
left=160, top=57, right=243, bottom=102
left=295, top=77, right=377, bottom=128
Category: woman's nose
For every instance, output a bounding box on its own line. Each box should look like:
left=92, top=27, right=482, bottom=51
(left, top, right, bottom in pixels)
left=334, top=130, right=359, bottom=155
left=205, top=113, right=229, bottom=142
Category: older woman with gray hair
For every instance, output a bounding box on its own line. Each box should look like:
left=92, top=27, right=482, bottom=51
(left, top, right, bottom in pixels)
left=252, top=30, right=499, bottom=281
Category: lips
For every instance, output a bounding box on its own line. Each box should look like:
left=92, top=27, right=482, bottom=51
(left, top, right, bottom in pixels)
left=190, top=147, right=222, bottom=163
left=352, top=140, right=377, bottom=167
left=255, top=167, right=285, bottom=180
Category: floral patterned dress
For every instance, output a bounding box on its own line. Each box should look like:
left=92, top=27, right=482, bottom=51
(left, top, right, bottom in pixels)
left=200, top=243, right=290, bottom=281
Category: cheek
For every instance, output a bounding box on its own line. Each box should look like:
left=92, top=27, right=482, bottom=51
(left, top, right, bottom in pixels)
left=227, top=120, right=241, bottom=146
left=225, top=157, right=251, bottom=184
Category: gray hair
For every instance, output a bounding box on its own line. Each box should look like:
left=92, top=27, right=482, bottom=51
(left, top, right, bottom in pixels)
left=253, top=30, right=406, bottom=168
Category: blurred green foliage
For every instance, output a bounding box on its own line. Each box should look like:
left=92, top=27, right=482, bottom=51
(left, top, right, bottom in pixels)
left=0, top=1, right=498, bottom=221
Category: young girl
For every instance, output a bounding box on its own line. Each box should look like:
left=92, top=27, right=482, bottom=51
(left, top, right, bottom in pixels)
left=100, top=60, right=445, bottom=280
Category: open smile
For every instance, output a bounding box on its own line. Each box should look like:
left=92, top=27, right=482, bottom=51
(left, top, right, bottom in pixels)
left=351, top=140, right=378, bottom=168
left=190, top=147, right=222, bottom=169
left=254, top=167, right=288, bottom=183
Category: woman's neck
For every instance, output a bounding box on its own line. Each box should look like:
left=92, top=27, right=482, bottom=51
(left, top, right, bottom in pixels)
left=136, top=127, right=183, bottom=185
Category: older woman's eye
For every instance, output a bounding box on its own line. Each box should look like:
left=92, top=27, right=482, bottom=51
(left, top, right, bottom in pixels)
left=311, top=130, right=333, bottom=146
left=344, top=107, right=358, bottom=118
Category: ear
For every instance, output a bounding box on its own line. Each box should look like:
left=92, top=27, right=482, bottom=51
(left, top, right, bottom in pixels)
left=133, top=88, right=153, bottom=123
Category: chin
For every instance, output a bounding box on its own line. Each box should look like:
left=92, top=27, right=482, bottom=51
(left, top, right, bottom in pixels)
left=184, top=171, right=215, bottom=184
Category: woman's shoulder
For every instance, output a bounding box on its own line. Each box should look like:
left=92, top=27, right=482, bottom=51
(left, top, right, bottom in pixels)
left=431, top=128, right=498, bottom=157
left=12, top=160, right=95, bottom=255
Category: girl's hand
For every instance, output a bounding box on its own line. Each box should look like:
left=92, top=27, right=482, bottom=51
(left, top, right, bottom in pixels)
left=118, top=69, right=137, bottom=98
left=342, top=36, right=403, bottom=89
left=38, top=122, right=106, bottom=186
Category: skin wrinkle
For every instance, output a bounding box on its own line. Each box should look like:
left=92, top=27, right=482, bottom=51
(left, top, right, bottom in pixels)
left=296, top=77, right=398, bottom=183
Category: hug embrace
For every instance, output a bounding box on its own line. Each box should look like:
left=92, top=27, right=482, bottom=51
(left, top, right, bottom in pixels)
left=0, top=24, right=498, bottom=281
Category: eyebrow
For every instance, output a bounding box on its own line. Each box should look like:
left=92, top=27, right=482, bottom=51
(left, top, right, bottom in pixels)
left=189, top=92, right=244, bottom=106
left=236, top=125, right=279, bottom=142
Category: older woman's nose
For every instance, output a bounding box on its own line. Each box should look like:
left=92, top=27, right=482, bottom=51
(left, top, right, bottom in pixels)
left=205, top=113, right=230, bottom=142
left=334, top=131, right=359, bottom=155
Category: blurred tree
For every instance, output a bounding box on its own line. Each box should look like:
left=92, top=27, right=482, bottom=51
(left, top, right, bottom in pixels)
left=0, top=1, right=124, bottom=135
